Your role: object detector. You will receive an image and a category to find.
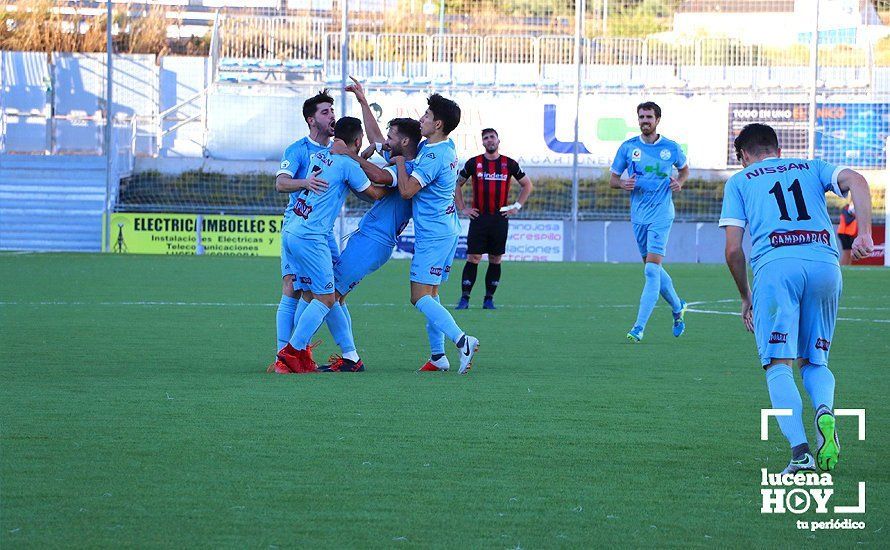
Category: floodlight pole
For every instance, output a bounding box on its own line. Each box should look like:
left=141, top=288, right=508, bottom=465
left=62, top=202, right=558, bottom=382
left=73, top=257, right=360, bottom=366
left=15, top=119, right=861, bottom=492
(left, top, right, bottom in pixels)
left=104, top=0, right=114, bottom=252
left=570, top=0, right=585, bottom=262
left=338, top=0, right=350, bottom=246
left=807, top=0, right=819, bottom=159
left=340, top=0, right=349, bottom=116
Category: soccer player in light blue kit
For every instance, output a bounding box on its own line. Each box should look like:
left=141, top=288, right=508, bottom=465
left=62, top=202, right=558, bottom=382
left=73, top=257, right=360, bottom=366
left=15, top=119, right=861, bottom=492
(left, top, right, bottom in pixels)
left=610, top=101, right=690, bottom=342
left=720, top=123, right=874, bottom=474
left=273, top=117, right=388, bottom=374
left=391, top=94, right=479, bottom=374
left=316, top=80, right=420, bottom=372
left=272, top=91, right=337, bottom=360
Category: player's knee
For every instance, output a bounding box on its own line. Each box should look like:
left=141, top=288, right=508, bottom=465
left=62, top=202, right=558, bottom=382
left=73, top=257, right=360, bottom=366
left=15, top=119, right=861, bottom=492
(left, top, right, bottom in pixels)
left=316, top=293, right=336, bottom=308
left=467, top=254, right=483, bottom=264
left=643, top=262, right=660, bottom=279
left=489, top=255, right=503, bottom=264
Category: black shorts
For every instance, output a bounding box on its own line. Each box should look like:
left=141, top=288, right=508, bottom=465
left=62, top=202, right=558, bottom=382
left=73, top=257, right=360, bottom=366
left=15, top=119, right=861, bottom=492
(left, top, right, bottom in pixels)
left=838, top=234, right=854, bottom=250
left=467, top=213, right=508, bottom=256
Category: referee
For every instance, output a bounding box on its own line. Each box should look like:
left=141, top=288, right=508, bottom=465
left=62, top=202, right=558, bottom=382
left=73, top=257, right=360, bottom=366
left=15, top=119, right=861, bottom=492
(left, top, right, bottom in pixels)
left=454, top=128, right=533, bottom=310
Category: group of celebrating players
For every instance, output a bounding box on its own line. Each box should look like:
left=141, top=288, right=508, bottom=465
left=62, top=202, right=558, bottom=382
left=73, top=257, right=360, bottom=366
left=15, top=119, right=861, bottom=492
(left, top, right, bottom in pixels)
left=269, top=79, right=479, bottom=376
left=268, top=76, right=877, bottom=476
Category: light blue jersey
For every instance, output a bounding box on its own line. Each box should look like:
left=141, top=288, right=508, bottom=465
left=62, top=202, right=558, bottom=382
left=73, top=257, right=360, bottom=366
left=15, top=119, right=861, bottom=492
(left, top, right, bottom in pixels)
left=356, top=159, right=415, bottom=247
left=277, top=136, right=331, bottom=231
left=719, top=157, right=846, bottom=274
left=409, top=139, right=461, bottom=241
left=610, top=135, right=688, bottom=224
left=284, top=150, right=371, bottom=238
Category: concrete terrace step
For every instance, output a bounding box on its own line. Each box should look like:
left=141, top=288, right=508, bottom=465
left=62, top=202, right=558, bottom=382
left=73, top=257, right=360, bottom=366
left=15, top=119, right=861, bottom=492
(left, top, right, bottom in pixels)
left=0, top=154, right=108, bottom=170
left=0, top=169, right=107, bottom=181
left=0, top=155, right=109, bottom=251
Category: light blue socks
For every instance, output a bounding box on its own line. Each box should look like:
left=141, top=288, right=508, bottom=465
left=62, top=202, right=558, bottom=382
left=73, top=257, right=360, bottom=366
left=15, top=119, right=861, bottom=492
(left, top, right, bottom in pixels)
left=800, top=363, right=836, bottom=411
left=426, top=295, right=447, bottom=356
left=326, top=302, right=357, bottom=354
left=765, top=364, right=808, bottom=448
left=276, top=295, right=300, bottom=351
left=416, top=294, right=463, bottom=344
left=634, top=262, right=661, bottom=329
left=659, top=265, right=683, bottom=313
left=289, top=299, right=331, bottom=350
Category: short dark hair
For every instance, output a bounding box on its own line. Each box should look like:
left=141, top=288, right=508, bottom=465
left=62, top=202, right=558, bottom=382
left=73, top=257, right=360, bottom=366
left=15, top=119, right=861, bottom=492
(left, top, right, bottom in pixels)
left=636, top=101, right=661, bottom=118
left=734, top=123, right=779, bottom=160
left=334, top=116, right=363, bottom=144
left=481, top=128, right=498, bottom=137
left=302, top=90, right=334, bottom=123
left=427, top=94, right=461, bottom=135
left=388, top=117, right=422, bottom=147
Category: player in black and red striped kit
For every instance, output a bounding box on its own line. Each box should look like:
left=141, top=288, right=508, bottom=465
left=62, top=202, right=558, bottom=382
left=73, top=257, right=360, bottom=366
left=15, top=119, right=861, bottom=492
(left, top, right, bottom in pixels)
left=454, top=128, right=534, bottom=309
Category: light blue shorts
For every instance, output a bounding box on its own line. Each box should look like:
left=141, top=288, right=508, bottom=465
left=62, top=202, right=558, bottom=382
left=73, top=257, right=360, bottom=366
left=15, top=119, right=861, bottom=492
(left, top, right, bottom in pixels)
left=752, top=258, right=842, bottom=368
left=281, top=232, right=340, bottom=288
left=283, top=232, right=336, bottom=295
left=334, top=232, right=394, bottom=295
left=410, top=235, right=458, bottom=286
left=632, top=219, right=673, bottom=257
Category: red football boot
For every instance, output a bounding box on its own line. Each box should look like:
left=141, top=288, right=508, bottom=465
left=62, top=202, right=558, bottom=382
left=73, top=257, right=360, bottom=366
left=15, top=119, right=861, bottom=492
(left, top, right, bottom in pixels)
left=418, top=356, right=449, bottom=372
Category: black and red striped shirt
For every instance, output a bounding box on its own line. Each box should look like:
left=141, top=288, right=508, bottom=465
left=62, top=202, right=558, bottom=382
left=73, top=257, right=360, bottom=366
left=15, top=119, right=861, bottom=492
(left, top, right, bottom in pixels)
left=459, top=155, right=526, bottom=214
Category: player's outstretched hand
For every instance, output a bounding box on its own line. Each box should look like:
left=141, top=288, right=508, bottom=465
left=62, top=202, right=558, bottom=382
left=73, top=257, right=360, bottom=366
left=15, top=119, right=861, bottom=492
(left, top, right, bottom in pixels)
left=304, top=174, right=328, bottom=194
left=345, top=76, right=367, bottom=103
left=669, top=177, right=683, bottom=192
left=620, top=175, right=636, bottom=191
left=741, top=297, right=754, bottom=333
left=851, top=234, right=875, bottom=261
left=462, top=207, right=480, bottom=219
left=330, top=138, right=349, bottom=156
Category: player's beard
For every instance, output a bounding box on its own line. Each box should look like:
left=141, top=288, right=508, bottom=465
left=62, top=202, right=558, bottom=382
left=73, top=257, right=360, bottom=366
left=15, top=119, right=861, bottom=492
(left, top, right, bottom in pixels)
left=485, top=145, right=497, bottom=154
left=640, top=124, right=656, bottom=136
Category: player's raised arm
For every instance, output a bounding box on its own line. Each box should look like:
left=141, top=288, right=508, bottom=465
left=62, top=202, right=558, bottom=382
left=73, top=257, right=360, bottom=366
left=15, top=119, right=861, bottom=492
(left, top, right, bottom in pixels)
left=836, top=169, right=875, bottom=260
left=346, top=76, right=386, bottom=148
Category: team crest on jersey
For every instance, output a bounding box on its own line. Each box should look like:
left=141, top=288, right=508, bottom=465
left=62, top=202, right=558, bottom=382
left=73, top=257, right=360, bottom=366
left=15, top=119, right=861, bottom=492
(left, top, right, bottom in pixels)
left=293, top=198, right=312, bottom=220
left=281, top=159, right=290, bottom=169
left=660, top=149, right=671, bottom=160
left=631, top=148, right=642, bottom=161
left=815, top=338, right=831, bottom=351
left=426, top=152, right=436, bottom=160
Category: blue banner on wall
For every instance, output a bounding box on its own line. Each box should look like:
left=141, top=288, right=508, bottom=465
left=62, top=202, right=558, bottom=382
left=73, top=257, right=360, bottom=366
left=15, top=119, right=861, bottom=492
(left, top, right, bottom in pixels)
left=816, top=103, right=890, bottom=169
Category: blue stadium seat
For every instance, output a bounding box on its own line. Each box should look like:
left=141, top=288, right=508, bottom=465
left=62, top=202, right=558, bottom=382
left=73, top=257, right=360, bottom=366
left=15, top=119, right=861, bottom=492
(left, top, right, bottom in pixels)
left=304, top=60, right=324, bottom=70
left=389, top=76, right=410, bottom=86
left=284, top=59, right=304, bottom=69
left=476, top=78, right=495, bottom=87
left=455, top=77, right=474, bottom=87
left=220, top=58, right=239, bottom=68
left=411, top=76, right=432, bottom=86
left=324, top=75, right=344, bottom=86
left=259, top=59, right=282, bottom=68
left=368, top=76, right=389, bottom=86
left=241, top=58, right=261, bottom=68
left=432, top=77, right=452, bottom=86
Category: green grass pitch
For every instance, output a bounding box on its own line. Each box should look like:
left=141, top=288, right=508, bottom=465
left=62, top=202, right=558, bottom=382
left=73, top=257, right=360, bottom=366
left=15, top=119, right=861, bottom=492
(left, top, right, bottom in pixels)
left=1, top=253, right=888, bottom=547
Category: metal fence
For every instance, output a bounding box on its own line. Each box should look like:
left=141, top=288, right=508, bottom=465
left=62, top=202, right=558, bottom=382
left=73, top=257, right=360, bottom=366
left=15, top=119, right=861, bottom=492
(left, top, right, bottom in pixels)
left=1, top=0, right=888, bottom=239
